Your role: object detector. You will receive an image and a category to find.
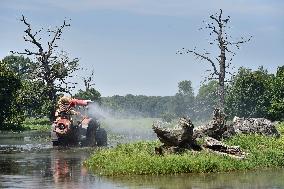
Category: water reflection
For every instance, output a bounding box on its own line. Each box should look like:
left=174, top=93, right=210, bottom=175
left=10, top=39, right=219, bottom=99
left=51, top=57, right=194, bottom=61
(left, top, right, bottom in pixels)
left=1, top=132, right=284, bottom=189
left=106, top=170, right=284, bottom=189
left=50, top=148, right=96, bottom=188
left=0, top=146, right=99, bottom=188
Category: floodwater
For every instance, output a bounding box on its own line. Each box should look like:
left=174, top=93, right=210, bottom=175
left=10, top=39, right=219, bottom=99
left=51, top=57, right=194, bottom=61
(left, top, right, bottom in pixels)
left=1, top=131, right=284, bottom=189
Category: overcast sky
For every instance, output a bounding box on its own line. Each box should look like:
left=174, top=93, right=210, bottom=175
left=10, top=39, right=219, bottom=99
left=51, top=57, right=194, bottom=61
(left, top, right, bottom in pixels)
left=1, top=0, right=283, bottom=97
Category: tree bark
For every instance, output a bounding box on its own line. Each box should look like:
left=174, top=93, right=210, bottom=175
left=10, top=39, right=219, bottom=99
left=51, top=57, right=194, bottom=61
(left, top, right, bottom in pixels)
left=219, top=47, right=226, bottom=110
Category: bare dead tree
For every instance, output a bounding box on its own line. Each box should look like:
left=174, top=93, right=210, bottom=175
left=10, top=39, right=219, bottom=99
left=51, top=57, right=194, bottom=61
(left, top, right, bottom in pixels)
left=11, top=15, right=79, bottom=121
left=73, top=69, right=101, bottom=102
left=177, top=9, right=251, bottom=111
left=82, top=69, right=96, bottom=91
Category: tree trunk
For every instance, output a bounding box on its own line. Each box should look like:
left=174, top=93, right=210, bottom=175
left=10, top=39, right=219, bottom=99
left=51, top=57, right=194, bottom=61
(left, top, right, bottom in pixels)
left=47, top=82, right=57, bottom=122
left=219, top=46, right=226, bottom=111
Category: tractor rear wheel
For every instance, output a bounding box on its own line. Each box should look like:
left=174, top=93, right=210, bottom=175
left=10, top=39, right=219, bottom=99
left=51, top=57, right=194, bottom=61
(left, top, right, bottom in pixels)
left=86, top=119, right=99, bottom=146
left=95, top=128, right=107, bottom=146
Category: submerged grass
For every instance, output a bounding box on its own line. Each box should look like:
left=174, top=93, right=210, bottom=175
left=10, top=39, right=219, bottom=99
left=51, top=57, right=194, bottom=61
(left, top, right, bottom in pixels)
left=85, top=122, right=284, bottom=176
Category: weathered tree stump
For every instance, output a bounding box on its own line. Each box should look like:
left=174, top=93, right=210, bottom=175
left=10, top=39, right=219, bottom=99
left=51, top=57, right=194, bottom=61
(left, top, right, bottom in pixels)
left=153, top=117, right=201, bottom=155
left=153, top=109, right=247, bottom=158
left=203, top=137, right=246, bottom=159
left=153, top=109, right=279, bottom=158
left=193, top=108, right=228, bottom=140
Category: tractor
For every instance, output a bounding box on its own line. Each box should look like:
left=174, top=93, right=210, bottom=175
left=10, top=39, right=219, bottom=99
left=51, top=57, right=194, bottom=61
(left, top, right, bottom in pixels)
left=51, top=99, right=107, bottom=147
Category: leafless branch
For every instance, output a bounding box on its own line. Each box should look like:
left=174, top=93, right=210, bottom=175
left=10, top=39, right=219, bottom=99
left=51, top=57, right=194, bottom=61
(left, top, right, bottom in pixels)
left=20, top=15, right=43, bottom=54
left=187, top=50, right=219, bottom=76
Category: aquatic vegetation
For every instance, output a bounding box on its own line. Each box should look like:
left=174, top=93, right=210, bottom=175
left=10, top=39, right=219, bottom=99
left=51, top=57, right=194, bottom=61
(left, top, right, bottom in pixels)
left=85, top=122, right=284, bottom=176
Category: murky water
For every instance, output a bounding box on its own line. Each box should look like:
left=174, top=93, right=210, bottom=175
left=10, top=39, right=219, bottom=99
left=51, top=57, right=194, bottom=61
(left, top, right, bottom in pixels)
left=1, top=131, right=284, bottom=189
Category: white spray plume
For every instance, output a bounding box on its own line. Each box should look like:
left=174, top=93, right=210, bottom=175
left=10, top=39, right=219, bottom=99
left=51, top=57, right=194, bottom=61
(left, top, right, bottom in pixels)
left=87, top=102, right=156, bottom=142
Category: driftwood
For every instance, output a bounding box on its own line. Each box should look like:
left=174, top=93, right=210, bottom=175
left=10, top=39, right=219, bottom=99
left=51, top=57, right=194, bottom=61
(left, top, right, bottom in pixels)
left=193, top=109, right=227, bottom=140
left=153, top=117, right=201, bottom=155
left=203, top=137, right=246, bottom=159
left=153, top=117, right=245, bottom=158
left=153, top=117, right=194, bottom=148
left=153, top=109, right=280, bottom=158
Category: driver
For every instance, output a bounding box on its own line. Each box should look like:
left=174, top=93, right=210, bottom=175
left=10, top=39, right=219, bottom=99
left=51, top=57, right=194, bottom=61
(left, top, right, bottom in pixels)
left=55, top=96, right=91, bottom=118
left=53, top=96, right=92, bottom=135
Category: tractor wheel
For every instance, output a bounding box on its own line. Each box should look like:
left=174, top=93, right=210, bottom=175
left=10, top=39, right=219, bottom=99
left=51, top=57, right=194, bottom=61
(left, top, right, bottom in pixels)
left=52, top=141, right=59, bottom=146
left=95, top=128, right=107, bottom=146
left=69, top=125, right=81, bottom=145
left=86, top=119, right=99, bottom=146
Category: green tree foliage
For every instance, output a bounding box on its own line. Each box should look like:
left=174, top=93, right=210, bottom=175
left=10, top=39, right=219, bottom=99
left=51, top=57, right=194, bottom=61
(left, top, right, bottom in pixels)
left=195, top=80, right=219, bottom=121
left=18, top=80, right=49, bottom=117
left=3, top=55, right=48, bottom=118
left=74, top=88, right=101, bottom=102
left=226, top=67, right=273, bottom=118
left=170, top=80, right=195, bottom=118
left=0, top=61, right=24, bottom=129
left=101, top=95, right=171, bottom=117
left=268, top=66, right=284, bottom=121
left=2, top=55, right=34, bottom=78
left=178, top=80, right=194, bottom=96
left=100, top=81, right=194, bottom=119
left=74, top=70, right=101, bottom=103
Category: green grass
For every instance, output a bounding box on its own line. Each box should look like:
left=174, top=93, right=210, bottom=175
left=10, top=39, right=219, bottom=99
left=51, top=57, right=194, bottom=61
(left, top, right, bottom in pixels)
left=85, top=122, right=284, bottom=176
left=22, top=117, right=51, bottom=131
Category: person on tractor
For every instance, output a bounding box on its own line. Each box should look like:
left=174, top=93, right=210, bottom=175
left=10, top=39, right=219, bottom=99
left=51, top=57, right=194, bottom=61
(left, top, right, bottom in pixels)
left=51, top=95, right=107, bottom=146
left=51, top=96, right=94, bottom=145
left=55, top=96, right=91, bottom=116
left=53, top=96, right=91, bottom=135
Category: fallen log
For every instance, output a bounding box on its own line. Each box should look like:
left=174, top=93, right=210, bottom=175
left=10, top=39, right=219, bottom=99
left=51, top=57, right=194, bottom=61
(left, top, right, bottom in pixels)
left=152, top=117, right=196, bottom=149
left=153, top=109, right=246, bottom=158
left=152, top=108, right=280, bottom=158
left=202, top=137, right=246, bottom=159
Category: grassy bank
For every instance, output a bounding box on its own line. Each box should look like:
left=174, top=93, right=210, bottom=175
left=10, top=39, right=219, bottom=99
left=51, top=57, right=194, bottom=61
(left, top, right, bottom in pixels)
left=22, top=118, right=51, bottom=131
left=0, top=118, right=51, bottom=132
left=85, top=123, right=284, bottom=176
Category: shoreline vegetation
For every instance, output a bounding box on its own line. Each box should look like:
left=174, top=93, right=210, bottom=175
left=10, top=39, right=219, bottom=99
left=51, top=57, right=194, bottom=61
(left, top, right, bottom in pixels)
left=0, top=118, right=51, bottom=132
left=84, top=122, right=284, bottom=176
left=22, top=118, right=51, bottom=132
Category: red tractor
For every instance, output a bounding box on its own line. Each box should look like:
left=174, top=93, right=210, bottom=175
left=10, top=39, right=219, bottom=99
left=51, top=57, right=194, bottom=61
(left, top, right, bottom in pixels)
left=51, top=98, right=107, bottom=147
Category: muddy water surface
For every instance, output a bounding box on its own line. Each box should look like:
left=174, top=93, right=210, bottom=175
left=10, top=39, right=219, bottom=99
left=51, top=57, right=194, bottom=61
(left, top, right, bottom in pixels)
left=0, top=131, right=284, bottom=189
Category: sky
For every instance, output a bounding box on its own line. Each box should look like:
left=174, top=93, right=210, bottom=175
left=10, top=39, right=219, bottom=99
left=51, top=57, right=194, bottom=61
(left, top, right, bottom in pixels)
left=0, top=0, right=283, bottom=97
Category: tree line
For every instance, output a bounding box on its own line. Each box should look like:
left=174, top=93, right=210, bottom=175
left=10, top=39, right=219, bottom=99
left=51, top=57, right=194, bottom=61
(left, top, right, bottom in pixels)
left=100, top=66, right=283, bottom=122
left=1, top=56, right=283, bottom=130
